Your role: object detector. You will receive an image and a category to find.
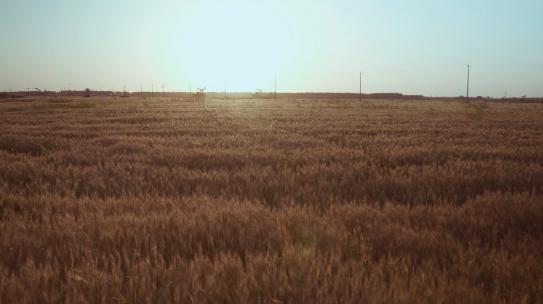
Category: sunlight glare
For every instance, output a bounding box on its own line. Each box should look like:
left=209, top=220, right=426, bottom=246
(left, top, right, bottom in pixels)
left=174, top=1, right=297, bottom=91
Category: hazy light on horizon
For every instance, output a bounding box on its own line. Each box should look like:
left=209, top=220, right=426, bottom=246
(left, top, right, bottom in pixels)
left=1, top=0, right=542, bottom=97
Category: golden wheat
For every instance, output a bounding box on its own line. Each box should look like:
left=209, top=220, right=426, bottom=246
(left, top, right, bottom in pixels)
left=0, top=97, right=542, bottom=303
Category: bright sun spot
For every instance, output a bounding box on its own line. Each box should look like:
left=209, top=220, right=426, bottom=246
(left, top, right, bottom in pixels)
left=173, top=0, right=298, bottom=91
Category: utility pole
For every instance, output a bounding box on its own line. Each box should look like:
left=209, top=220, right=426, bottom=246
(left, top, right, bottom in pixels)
left=359, top=71, right=362, bottom=102
left=466, top=65, right=471, bottom=102
left=162, top=83, right=165, bottom=97
left=274, top=75, right=277, bottom=100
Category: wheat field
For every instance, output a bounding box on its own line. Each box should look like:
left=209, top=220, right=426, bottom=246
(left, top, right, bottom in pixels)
left=1, top=97, right=542, bottom=303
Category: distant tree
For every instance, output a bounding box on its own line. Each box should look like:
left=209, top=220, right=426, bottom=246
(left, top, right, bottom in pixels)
left=194, top=87, right=206, bottom=100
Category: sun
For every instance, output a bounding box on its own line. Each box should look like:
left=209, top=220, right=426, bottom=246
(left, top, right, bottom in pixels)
left=170, top=0, right=298, bottom=92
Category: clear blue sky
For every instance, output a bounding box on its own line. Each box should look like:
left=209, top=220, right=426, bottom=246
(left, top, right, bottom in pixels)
left=1, top=0, right=542, bottom=96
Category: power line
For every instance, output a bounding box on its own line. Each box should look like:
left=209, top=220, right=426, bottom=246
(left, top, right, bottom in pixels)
left=466, top=64, right=471, bottom=102
left=359, top=71, right=362, bottom=102
left=274, top=75, right=277, bottom=100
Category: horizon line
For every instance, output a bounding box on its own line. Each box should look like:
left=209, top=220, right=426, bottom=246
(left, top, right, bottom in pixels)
left=1, top=90, right=541, bottom=99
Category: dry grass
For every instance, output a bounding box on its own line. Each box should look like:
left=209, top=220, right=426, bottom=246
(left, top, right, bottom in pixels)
left=0, top=97, right=542, bottom=303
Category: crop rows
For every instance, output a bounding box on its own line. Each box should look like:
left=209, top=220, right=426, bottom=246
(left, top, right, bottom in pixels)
left=1, top=97, right=542, bottom=303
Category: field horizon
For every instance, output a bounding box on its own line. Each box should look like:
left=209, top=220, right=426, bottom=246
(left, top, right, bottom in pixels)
left=3, top=90, right=543, bottom=101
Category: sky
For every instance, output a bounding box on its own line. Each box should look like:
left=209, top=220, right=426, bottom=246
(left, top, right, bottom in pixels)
left=1, top=0, right=542, bottom=97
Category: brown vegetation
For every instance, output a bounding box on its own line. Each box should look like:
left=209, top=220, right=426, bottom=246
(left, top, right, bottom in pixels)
left=1, top=97, right=542, bottom=303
